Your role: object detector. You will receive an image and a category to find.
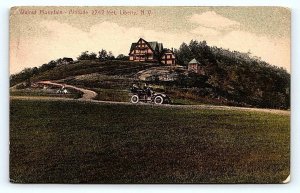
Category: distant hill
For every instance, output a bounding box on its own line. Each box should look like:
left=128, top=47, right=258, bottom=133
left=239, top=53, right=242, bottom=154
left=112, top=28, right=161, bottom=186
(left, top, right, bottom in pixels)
left=10, top=41, right=290, bottom=109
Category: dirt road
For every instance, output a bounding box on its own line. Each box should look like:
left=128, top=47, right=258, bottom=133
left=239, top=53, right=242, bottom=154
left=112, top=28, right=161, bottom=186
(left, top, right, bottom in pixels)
left=11, top=96, right=290, bottom=116
left=37, top=80, right=97, bottom=100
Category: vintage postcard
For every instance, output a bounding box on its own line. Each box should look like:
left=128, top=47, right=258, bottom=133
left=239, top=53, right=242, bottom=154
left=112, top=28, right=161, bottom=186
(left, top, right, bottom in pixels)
left=9, top=6, right=290, bottom=184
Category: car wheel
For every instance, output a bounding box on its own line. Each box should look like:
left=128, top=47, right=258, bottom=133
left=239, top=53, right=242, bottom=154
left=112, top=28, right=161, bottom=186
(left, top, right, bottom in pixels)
left=154, top=95, right=164, bottom=104
left=131, top=95, right=139, bottom=103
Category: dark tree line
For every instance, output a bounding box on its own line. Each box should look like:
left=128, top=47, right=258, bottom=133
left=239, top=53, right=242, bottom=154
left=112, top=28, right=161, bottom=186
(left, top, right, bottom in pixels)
left=10, top=59, right=61, bottom=87
left=10, top=57, right=77, bottom=87
left=77, top=49, right=128, bottom=61
left=174, top=40, right=290, bottom=109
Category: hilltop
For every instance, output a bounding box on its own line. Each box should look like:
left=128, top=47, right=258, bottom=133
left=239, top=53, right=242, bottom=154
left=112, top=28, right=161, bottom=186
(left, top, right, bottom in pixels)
left=10, top=41, right=290, bottom=109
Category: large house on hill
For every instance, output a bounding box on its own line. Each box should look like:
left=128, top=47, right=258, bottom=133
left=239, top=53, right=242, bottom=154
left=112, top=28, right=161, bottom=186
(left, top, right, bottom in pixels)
left=129, top=38, right=176, bottom=65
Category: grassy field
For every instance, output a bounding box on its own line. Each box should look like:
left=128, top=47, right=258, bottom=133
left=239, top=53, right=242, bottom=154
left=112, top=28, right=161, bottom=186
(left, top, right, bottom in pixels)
left=10, top=99, right=290, bottom=183
left=31, top=60, right=159, bottom=81
left=92, top=88, right=130, bottom=102
left=10, top=89, right=82, bottom=99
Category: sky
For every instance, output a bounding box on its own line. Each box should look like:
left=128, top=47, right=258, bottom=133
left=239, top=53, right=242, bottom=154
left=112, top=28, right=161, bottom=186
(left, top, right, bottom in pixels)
left=9, top=6, right=290, bottom=74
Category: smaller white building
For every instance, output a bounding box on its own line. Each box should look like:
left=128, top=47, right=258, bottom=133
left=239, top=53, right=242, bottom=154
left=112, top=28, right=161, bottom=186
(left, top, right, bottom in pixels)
left=188, top=58, right=205, bottom=75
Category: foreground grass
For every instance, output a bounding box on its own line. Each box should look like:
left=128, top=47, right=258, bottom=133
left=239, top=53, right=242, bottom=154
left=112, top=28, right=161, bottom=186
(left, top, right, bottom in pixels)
left=10, top=99, right=290, bottom=183
left=10, top=89, right=81, bottom=99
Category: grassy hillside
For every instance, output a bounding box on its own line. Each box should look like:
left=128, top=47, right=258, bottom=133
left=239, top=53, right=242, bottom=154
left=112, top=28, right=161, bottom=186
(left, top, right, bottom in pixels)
left=10, top=99, right=290, bottom=183
left=10, top=41, right=290, bottom=109
left=10, top=60, right=162, bottom=103
left=10, top=60, right=159, bottom=89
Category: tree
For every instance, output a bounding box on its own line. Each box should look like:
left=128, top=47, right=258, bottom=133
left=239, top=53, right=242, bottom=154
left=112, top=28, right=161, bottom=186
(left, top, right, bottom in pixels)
left=77, top=51, right=89, bottom=60
left=116, top=54, right=129, bottom=60
left=98, top=49, right=108, bottom=61
left=107, top=51, right=115, bottom=60
left=77, top=51, right=97, bottom=60
left=89, top=52, right=97, bottom=60
left=174, top=43, right=194, bottom=66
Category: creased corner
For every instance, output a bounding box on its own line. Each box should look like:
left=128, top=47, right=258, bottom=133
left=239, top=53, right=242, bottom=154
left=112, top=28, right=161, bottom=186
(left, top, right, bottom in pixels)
left=282, top=174, right=290, bottom=184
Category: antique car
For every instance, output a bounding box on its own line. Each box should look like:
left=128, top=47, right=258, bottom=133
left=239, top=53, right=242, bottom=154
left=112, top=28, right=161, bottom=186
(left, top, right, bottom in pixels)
left=130, top=85, right=171, bottom=104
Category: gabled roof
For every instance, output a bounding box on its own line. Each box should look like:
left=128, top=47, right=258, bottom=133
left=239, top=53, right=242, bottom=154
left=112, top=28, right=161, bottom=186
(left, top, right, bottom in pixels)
left=162, top=48, right=174, bottom=53
left=148, top=41, right=158, bottom=51
left=189, top=58, right=200, bottom=64
left=158, top=43, right=163, bottom=52
left=148, top=42, right=163, bottom=52
left=129, top=43, right=137, bottom=53
left=160, top=49, right=175, bottom=60
left=129, top=38, right=164, bottom=54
